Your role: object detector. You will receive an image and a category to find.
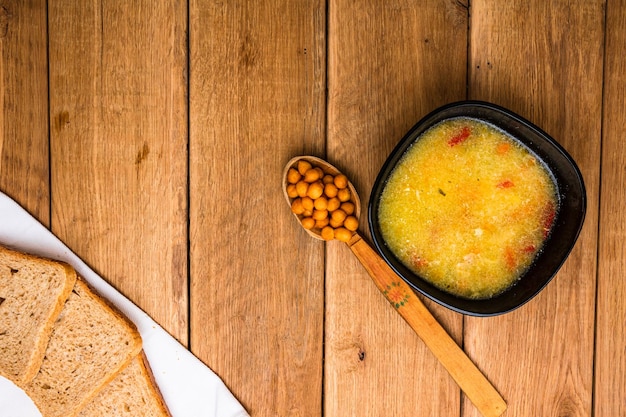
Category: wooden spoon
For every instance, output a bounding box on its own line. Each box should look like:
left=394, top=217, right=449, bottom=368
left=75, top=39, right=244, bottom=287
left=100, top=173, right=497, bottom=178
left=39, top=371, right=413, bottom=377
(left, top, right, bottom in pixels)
left=283, top=156, right=507, bottom=417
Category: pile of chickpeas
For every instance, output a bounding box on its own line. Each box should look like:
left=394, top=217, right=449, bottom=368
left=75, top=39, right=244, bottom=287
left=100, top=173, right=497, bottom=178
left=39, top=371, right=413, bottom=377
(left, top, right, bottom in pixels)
left=286, top=160, right=359, bottom=242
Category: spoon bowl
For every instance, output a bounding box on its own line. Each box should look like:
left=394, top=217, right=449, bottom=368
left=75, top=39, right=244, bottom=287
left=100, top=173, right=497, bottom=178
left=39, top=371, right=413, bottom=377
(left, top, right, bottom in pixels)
left=282, top=155, right=361, bottom=240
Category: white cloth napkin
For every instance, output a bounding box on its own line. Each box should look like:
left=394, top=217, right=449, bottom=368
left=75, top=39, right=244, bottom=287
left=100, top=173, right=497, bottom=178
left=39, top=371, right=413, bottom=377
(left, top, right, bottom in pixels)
left=0, top=191, right=249, bottom=417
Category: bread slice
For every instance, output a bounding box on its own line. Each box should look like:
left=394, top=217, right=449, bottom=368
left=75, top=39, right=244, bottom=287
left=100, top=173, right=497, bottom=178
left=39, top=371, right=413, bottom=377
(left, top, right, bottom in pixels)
left=0, top=245, right=77, bottom=385
left=78, top=351, right=171, bottom=417
left=24, top=278, right=143, bottom=417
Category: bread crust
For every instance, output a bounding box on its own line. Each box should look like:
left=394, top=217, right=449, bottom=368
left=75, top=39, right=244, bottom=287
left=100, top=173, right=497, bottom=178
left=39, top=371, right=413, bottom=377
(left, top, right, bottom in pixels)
left=24, top=262, right=77, bottom=384
left=138, top=350, right=173, bottom=417
left=68, top=279, right=144, bottom=417
left=0, top=245, right=78, bottom=385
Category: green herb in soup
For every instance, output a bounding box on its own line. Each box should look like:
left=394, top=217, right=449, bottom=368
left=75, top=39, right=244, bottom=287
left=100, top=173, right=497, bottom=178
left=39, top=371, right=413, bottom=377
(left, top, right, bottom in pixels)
left=378, top=117, right=558, bottom=299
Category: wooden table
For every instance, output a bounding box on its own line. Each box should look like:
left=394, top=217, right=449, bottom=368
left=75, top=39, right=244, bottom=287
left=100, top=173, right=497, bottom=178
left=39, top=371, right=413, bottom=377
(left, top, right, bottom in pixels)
left=1, top=1, right=624, bottom=416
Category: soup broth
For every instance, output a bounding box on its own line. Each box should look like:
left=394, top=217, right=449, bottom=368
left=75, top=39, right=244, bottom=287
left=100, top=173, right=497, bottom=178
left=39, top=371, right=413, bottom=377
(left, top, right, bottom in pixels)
left=378, top=117, right=558, bottom=299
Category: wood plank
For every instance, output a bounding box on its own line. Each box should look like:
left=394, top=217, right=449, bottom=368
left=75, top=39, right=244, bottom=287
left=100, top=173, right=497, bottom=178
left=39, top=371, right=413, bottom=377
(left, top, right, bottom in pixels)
left=0, top=0, right=49, bottom=224
left=48, top=0, right=188, bottom=343
left=466, top=1, right=603, bottom=415
left=596, top=0, right=626, bottom=415
left=326, top=1, right=469, bottom=416
left=189, top=1, right=326, bottom=414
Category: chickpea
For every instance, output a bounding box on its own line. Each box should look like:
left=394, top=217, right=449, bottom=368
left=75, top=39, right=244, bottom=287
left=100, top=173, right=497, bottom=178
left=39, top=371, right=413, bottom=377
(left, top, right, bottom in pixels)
left=301, top=196, right=314, bottom=211
left=340, top=202, right=355, bottom=215
left=327, top=197, right=341, bottom=212
left=312, top=209, right=328, bottom=221
left=334, top=174, right=348, bottom=189
left=329, top=217, right=344, bottom=228
left=287, top=168, right=301, bottom=184
left=324, top=183, right=338, bottom=198
left=286, top=184, right=298, bottom=199
left=337, top=188, right=351, bottom=202
left=301, top=217, right=315, bottom=230
left=315, top=217, right=329, bottom=229
left=334, top=227, right=352, bottom=243
left=296, top=180, right=309, bottom=197
left=304, top=168, right=322, bottom=183
left=307, top=181, right=324, bottom=199
left=302, top=209, right=313, bottom=217
left=331, top=209, right=347, bottom=224
left=297, top=160, right=312, bottom=175
left=344, top=215, right=359, bottom=231
left=322, top=174, right=334, bottom=184
left=313, top=196, right=328, bottom=210
left=321, top=226, right=335, bottom=241
left=291, top=198, right=305, bottom=215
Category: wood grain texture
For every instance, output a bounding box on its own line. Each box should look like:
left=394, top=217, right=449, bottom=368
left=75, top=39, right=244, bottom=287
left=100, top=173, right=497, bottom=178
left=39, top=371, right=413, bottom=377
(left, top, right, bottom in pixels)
left=0, top=0, right=49, bottom=224
left=467, top=1, right=603, bottom=416
left=189, top=1, right=327, bottom=415
left=596, top=0, right=626, bottom=415
left=326, top=1, right=469, bottom=415
left=48, top=0, right=189, bottom=343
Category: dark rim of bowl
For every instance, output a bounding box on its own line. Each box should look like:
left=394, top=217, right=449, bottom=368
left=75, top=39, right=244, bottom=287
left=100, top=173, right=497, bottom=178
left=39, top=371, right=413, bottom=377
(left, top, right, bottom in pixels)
left=368, top=100, right=587, bottom=316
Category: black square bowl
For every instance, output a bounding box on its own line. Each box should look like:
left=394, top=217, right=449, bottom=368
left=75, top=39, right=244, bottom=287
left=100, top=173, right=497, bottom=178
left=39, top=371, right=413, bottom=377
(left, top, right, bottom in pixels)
left=368, top=101, right=586, bottom=316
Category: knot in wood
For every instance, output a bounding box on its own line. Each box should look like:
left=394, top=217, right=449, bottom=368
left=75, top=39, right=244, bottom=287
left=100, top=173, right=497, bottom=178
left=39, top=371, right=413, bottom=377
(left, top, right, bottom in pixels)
left=0, top=5, right=11, bottom=38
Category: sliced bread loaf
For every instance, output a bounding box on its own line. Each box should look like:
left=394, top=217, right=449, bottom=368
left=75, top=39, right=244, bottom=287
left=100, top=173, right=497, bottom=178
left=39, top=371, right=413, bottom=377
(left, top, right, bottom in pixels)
left=78, top=351, right=171, bottom=417
left=24, top=278, right=143, bottom=417
left=0, top=245, right=77, bottom=385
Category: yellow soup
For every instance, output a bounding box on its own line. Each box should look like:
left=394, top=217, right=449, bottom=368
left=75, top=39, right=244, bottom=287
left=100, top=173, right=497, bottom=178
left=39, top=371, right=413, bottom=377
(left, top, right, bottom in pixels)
left=378, top=117, right=558, bottom=299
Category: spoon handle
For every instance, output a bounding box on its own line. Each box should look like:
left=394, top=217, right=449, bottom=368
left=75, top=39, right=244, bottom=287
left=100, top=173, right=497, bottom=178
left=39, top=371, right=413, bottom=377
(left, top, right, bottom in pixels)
left=347, top=233, right=507, bottom=417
